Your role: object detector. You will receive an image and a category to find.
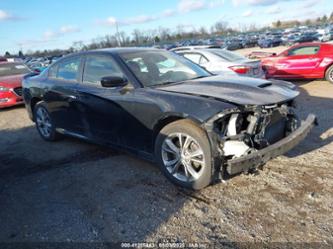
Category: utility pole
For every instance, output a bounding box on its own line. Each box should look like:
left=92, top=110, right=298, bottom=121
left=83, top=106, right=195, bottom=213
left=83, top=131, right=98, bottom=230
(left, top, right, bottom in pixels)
left=116, top=21, right=121, bottom=47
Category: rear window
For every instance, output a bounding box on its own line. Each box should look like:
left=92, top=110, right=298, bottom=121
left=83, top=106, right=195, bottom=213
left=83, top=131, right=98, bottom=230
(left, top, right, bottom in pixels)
left=0, top=63, right=30, bottom=77
left=56, top=57, right=81, bottom=81
left=210, top=49, right=246, bottom=62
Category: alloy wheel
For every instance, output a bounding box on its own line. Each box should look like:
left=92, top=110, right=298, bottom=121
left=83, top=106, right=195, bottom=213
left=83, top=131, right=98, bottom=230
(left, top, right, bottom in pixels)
left=36, top=107, right=52, bottom=138
left=329, top=69, right=333, bottom=82
left=161, top=133, right=206, bottom=182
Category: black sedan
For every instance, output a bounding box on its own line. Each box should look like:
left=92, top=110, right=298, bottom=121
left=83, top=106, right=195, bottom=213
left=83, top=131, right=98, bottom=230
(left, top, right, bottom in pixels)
left=22, top=48, right=316, bottom=190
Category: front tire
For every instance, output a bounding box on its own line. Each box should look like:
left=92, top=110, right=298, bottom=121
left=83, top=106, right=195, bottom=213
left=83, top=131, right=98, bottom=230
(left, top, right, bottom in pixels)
left=155, top=120, right=213, bottom=190
left=34, top=102, right=62, bottom=141
left=325, top=65, right=333, bottom=84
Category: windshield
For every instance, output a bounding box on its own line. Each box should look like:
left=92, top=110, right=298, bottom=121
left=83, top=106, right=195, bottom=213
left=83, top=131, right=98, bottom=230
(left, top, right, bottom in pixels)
left=119, top=50, right=211, bottom=87
left=210, top=49, right=246, bottom=62
left=0, top=63, right=31, bottom=77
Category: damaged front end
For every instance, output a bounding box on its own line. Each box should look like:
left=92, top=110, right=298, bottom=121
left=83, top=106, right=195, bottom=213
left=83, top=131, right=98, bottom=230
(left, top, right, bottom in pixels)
left=205, top=102, right=317, bottom=177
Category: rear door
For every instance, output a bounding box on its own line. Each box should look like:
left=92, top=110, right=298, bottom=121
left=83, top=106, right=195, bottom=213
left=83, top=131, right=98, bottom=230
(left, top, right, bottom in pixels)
left=275, top=45, right=322, bottom=78
left=44, top=56, right=84, bottom=133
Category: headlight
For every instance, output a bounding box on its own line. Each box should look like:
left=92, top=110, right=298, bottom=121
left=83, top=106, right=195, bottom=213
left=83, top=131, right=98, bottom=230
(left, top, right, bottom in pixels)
left=0, top=86, right=10, bottom=92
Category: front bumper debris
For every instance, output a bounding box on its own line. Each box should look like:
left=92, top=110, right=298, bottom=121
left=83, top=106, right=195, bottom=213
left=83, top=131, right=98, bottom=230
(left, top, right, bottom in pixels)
left=226, top=114, right=317, bottom=175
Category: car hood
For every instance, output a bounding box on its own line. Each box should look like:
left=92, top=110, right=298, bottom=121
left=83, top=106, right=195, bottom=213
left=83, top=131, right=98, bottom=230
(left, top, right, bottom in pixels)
left=156, top=75, right=299, bottom=106
left=0, top=74, right=24, bottom=87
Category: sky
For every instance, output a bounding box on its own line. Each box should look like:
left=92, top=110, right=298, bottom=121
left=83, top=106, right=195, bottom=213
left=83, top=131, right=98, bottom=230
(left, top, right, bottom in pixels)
left=0, top=0, right=332, bottom=54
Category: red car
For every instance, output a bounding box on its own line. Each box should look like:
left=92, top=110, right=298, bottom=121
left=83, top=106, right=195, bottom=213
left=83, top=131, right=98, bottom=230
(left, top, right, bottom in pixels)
left=0, top=61, right=31, bottom=108
left=261, top=42, right=333, bottom=83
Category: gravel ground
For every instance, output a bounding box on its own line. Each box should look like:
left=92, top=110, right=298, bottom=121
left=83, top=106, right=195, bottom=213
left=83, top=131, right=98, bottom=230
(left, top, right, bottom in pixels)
left=0, top=68, right=332, bottom=247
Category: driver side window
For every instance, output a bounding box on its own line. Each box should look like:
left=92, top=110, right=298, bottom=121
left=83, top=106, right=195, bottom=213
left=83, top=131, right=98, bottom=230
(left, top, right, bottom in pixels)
left=83, top=55, right=124, bottom=84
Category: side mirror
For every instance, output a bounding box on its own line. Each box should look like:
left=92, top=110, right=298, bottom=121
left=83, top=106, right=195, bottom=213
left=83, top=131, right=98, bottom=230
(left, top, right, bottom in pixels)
left=101, top=76, right=127, bottom=88
left=272, top=53, right=277, bottom=56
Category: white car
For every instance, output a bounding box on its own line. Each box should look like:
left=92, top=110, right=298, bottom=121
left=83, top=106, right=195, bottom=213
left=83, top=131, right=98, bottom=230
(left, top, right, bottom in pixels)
left=172, top=46, right=265, bottom=78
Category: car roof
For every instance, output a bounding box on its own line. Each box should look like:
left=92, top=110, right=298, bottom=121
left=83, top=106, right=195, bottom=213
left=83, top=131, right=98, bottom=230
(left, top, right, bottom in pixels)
left=0, top=61, right=21, bottom=65
left=292, top=42, right=323, bottom=47
left=60, top=47, right=163, bottom=59
left=170, top=45, right=221, bottom=52
left=94, top=47, right=161, bottom=54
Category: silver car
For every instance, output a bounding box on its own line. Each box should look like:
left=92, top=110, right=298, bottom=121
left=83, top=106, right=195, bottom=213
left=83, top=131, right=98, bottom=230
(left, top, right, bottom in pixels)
left=172, top=46, right=265, bottom=78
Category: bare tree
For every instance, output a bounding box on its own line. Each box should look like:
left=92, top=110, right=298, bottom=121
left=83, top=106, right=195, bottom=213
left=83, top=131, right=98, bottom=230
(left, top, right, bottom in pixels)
left=72, top=41, right=85, bottom=52
left=158, top=26, right=170, bottom=41
left=214, top=21, right=228, bottom=35
left=132, top=29, right=142, bottom=45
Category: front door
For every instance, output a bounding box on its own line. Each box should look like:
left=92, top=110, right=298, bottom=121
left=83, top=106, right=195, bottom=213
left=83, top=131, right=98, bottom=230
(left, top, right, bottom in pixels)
left=276, top=45, right=322, bottom=78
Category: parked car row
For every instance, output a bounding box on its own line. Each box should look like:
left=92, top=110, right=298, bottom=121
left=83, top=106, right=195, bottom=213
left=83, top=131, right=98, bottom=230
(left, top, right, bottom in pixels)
left=24, top=55, right=62, bottom=73
left=159, top=25, right=333, bottom=51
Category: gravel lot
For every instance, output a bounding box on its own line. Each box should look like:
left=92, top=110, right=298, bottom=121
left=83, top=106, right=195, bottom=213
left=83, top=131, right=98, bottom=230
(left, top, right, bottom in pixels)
left=0, top=48, right=333, bottom=247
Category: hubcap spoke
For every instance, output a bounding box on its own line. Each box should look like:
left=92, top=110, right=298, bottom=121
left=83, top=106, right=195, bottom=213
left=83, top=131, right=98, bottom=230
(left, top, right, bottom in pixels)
left=36, top=118, right=43, bottom=125
left=165, top=158, right=179, bottom=167
left=182, top=136, right=192, bottom=152
left=178, top=133, right=183, bottom=149
left=171, top=161, right=181, bottom=175
left=183, top=163, right=189, bottom=179
left=44, top=122, right=52, bottom=128
left=188, top=149, right=203, bottom=159
left=190, top=158, right=204, bottom=164
left=184, top=162, right=200, bottom=180
left=164, top=139, right=180, bottom=154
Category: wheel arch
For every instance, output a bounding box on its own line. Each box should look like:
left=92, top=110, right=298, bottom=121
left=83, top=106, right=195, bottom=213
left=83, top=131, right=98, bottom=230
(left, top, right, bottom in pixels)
left=152, top=114, right=205, bottom=146
left=325, top=62, right=333, bottom=73
left=30, top=97, right=42, bottom=121
left=324, top=62, right=333, bottom=82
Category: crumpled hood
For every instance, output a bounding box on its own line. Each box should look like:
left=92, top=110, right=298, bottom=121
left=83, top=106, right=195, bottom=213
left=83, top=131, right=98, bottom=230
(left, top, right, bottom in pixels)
left=157, top=75, right=299, bottom=106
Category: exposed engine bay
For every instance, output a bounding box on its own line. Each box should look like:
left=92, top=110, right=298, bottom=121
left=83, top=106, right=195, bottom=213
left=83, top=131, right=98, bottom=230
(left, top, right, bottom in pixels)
left=212, top=103, right=299, bottom=164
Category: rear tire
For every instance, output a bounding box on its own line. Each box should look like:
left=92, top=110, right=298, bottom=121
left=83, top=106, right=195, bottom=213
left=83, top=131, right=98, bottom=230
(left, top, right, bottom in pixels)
left=325, top=65, right=333, bottom=84
left=34, top=101, right=62, bottom=141
left=155, top=119, right=213, bottom=190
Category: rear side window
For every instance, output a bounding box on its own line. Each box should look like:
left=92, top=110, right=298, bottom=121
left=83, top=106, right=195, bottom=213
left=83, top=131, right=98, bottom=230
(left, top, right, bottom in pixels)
left=83, top=55, right=124, bottom=84
left=182, top=53, right=208, bottom=65
left=288, top=46, right=320, bottom=56
left=57, top=57, right=81, bottom=81
left=210, top=49, right=246, bottom=62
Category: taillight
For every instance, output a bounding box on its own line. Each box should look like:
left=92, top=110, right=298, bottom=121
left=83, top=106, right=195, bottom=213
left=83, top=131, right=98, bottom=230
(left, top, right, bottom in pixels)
left=229, top=65, right=250, bottom=74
